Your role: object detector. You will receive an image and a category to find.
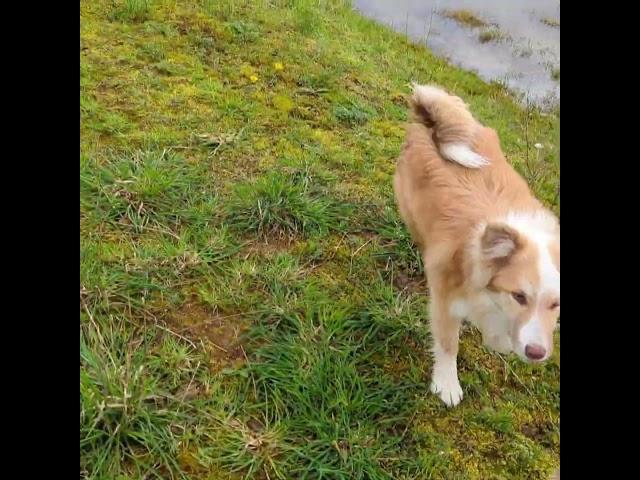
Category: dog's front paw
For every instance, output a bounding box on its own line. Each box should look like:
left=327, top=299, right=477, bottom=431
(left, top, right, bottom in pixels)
left=430, top=370, right=463, bottom=407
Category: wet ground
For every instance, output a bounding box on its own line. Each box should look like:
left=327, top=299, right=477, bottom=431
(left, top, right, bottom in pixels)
left=353, top=0, right=560, bottom=108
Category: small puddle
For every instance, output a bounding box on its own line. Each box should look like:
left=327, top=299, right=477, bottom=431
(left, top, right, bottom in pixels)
left=353, top=0, right=560, bottom=109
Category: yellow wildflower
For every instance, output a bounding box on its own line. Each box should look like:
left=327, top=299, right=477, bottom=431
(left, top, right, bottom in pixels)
left=249, top=75, right=258, bottom=83
left=273, top=62, right=284, bottom=71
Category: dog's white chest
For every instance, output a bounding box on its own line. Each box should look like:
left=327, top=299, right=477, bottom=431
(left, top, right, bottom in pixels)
left=450, top=294, right=513, bottom=353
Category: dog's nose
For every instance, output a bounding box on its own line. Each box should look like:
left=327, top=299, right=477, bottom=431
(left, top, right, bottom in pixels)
left=525, top=344, right=546, bottom=360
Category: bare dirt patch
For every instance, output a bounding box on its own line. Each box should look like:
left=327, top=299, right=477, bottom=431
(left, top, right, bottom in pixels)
left=393, top=270, right=427, bottom=295
left=240, top=237, right=293, bottom=257
left=168, top=300, right=249, bottom=372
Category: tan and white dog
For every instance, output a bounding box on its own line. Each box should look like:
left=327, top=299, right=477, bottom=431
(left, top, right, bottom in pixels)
left=393, top=84, right=560, bottom=407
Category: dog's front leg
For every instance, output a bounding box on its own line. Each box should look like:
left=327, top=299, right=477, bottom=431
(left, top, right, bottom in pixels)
left=428, top=282, right=463, bottom=407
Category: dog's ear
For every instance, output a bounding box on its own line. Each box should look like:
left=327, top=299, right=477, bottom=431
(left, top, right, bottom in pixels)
left=481, top=223, right=520, bottom=264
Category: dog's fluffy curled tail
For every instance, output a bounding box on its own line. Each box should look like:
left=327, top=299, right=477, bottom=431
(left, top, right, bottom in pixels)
left=409, top=83, right=488, bottom=168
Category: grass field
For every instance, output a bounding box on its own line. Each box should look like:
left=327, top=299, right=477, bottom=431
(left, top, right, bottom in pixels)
left=80, top=1, right=560, bottom=478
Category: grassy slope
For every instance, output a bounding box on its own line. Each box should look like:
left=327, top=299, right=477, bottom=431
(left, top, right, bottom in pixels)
left=80, top=1, right=560, bottom=479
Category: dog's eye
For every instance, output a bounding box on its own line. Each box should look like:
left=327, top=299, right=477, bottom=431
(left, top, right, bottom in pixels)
left=511, top=291, right=527, bottom=305
left=550, top=301, right=560, bottom=309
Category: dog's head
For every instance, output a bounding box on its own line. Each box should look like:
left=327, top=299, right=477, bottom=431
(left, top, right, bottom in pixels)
left=478, top=215, right=559, bottom=362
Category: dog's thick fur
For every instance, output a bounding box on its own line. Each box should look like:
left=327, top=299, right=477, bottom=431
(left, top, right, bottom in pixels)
left=394, top=84, right=560, bottom=406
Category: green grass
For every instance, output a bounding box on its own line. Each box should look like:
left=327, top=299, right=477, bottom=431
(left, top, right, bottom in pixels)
left=80, top=316, right=203, bottom=477
left=80, top=0, right=560, bottom=478
left=226, top=169, right=353, bottom=240
left=109, top=0, right=151, bottom=23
